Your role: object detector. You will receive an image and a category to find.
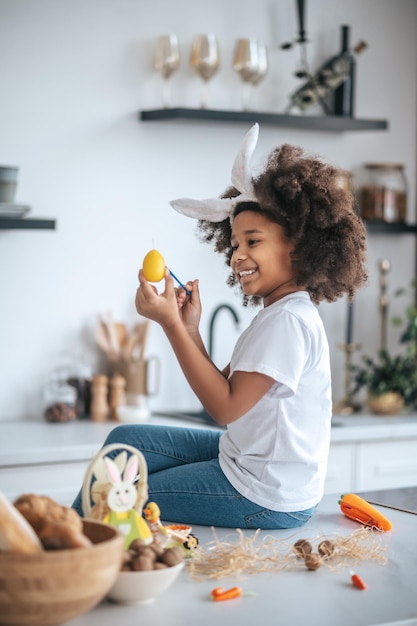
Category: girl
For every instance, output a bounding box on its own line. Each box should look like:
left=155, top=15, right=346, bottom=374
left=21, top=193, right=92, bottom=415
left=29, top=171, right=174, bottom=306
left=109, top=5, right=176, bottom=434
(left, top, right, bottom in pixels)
left=73, top=125, right=367, bottom=529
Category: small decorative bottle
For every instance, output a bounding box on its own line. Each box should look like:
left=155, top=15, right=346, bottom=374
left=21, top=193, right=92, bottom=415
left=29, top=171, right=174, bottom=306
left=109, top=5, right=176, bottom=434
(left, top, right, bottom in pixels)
left=332, top=25, right=355, bottom=117
left=109, top=373, right=126, bottom=421
left=90, top=374, right=109, bottom=422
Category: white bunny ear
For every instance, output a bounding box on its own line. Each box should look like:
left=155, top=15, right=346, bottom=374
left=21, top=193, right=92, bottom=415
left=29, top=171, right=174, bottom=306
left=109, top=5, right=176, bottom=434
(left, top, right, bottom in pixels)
left=231, top=123, right=259, bottom=194
left=169, top=124, right=259, bottom=224
left=93, top=451, right=127, bottom=483
left=104, top=456, right=121, bottom=485
left=123, top=455, right=139, bottom=483
left=170, top=197, right=234, bottom=222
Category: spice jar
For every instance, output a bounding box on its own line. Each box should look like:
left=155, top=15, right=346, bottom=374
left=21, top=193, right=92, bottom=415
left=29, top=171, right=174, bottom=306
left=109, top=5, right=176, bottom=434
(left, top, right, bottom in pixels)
left=43, top=375, right=77, bottom=423
left=358, top=163, right=407, bottom=223
left=67, top=361, right=92, bottom=420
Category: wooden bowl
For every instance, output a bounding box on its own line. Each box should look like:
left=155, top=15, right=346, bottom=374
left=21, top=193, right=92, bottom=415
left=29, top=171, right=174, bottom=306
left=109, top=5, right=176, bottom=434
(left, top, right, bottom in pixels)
left=0, top=520, right=124, bottom=626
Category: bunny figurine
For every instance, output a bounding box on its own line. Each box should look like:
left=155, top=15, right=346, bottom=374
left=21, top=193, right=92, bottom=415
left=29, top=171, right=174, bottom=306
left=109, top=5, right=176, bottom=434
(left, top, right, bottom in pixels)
left=102, top=454, right=152, bottom=548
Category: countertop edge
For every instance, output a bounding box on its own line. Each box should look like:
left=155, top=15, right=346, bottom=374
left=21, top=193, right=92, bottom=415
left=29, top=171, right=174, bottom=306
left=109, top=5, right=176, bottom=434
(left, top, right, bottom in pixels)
left=2, top=413, right=417, bottom=467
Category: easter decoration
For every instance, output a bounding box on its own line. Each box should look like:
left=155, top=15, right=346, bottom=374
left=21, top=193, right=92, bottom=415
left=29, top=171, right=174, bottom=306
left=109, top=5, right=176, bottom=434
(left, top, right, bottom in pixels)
left=82, top=443, right=199, bottom=555
left=142, top=248, right=191, bottom=295
left=102, top=455, right=153, bottom=548
left=339, top=493, right=392, bottom=531
left=143, top=502, right=198, bottom=555
left=82, top=443, right=152, bottom=549
left=143, top=501, right=168, bottom=541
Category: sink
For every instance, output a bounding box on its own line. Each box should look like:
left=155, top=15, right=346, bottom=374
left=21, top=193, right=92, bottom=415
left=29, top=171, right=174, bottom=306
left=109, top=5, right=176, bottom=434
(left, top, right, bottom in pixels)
left=158, top=410, right=342, bottom=429
left=157, top=409, right=225, bottom=429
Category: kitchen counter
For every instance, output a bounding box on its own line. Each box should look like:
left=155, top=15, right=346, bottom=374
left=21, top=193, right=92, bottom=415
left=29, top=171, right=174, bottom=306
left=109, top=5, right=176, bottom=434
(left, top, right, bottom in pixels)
left=1, top=413, right=417, bottom=503
left=1, top=412, right=417, bottom=466
left=331, top=412, right=417, bottom=443
left=68, top=490, right=417, bottom=626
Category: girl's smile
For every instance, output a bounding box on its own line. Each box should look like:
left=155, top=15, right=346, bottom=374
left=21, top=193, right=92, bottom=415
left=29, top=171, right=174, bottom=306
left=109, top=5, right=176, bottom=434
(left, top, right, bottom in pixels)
left=231, top=210, right=303, bottom=306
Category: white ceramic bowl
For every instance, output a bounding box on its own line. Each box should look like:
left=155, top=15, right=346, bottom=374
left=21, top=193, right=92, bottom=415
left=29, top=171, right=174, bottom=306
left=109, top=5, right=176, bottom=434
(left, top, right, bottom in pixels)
left=107, top=561, right=185, bottom=605
left=116, top=404, right=150, bottom=423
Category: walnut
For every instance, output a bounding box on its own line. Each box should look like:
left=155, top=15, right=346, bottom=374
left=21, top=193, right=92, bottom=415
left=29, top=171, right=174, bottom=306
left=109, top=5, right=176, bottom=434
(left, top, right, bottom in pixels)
left=293, top=539, right=312, bottom=559
left=318, top=540, right=335, bottom=558
left=304, top=553, right=321, bottom=570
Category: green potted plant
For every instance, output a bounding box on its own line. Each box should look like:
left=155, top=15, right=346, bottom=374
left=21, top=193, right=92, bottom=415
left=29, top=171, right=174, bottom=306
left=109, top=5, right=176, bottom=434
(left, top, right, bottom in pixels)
left=350, top=283, right=417, bottom=414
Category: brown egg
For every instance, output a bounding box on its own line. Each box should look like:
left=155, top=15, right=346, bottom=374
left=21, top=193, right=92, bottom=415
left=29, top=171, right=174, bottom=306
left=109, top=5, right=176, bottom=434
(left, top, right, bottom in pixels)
left=132, top=555, right=154, bottom=571
left=122, top=549, right=134, bottom=565
left=129, top=538, right=148, bottom=552
left=160, top=546, right=184, bottom=567
left=136, top=546, right=157, bottom=562
left=149, top=542, right=165, bottom=557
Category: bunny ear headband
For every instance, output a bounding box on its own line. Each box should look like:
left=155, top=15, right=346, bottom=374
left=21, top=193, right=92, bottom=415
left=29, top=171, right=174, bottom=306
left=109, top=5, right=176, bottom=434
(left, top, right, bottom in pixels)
left=169, top=123, right=259, bottom=223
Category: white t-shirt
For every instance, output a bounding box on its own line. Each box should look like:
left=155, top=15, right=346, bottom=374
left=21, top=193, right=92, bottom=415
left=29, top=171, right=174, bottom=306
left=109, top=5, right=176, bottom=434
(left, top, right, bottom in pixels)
left=218, top=292, right=332, bottom=512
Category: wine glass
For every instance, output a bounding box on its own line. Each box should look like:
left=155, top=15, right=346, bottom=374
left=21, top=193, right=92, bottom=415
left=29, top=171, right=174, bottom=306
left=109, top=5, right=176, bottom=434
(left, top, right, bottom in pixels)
left=190, top=33, right=220, bottom=109
left=153, top=34, right=180, bottom=108
left=232, top=38, right=268, bottom=110
left=251, top=41, right=268, bottom=86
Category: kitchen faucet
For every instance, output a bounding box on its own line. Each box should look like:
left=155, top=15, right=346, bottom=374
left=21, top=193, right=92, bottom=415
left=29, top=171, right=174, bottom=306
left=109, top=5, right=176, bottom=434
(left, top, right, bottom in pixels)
left=208, top=303, right=240, bottom=359
left=156, top=303, right=240, bottom=427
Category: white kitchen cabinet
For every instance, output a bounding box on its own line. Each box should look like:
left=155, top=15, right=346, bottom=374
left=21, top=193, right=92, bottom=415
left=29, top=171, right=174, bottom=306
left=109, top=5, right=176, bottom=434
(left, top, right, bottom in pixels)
left=356, top=439, right=417, bottom=491
left=324, top=414, right=417, bottom=494
left=1, top=461, right=87, bottom=506
left=324, top=444, right=356, bottom=495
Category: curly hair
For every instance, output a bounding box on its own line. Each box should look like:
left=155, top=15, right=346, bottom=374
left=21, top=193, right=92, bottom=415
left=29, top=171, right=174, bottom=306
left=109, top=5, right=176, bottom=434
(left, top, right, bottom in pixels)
left=196, top=143, right=368, bottom=305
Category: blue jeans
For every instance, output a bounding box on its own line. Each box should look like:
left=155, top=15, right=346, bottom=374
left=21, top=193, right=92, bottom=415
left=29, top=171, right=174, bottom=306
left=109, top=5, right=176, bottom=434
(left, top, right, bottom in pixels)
left=72, top=424, right=315, bottom=529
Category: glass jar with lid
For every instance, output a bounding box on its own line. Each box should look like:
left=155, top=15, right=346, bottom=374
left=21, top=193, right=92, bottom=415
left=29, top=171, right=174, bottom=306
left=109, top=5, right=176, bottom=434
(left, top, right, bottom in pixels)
left=358, top=163, right=407, bottom=223
left=43, top=370, right=77, bottom=422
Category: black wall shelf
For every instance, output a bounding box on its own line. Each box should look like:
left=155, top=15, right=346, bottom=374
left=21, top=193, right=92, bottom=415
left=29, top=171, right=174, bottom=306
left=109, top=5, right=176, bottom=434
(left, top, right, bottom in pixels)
left=0, top=218, right=56, bottom=230
left=366, top=222, right=417, bottom=235
left=139, top=108, right=388, bottom=132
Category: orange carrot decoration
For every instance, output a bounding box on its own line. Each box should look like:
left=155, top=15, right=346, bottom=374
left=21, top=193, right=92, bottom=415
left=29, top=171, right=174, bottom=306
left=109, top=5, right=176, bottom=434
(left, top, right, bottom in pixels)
left=339, top=493, right=393, bottom=531
left=210, top=587, right=225, bottom=598
left=210, top=586, right=242, bottom=601
left=350, top=570, right=367, bottom=590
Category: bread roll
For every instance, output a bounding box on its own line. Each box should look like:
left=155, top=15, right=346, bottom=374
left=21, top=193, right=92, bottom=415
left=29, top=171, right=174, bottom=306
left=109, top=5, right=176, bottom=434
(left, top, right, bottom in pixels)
left=14, top=493, right=92, bottom=549
left=0, top=491, right=43, bottom=554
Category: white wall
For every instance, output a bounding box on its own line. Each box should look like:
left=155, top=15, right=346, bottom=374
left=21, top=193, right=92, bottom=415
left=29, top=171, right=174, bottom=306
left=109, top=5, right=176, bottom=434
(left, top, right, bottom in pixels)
left=0, top=0, right=416, bottom=421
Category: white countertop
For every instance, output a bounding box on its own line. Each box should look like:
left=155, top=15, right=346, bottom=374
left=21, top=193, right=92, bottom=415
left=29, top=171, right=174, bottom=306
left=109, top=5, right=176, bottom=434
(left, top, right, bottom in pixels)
left=2, top=412, right=417, bottom=467
left=331, top=412, right=417, bottom=443
left=67, top=493, right=417, bottom=626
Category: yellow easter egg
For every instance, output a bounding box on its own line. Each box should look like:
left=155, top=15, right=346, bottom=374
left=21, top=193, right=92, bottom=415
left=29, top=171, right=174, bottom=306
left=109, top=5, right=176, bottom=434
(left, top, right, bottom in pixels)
left=142, top=249, right=166, bottom=282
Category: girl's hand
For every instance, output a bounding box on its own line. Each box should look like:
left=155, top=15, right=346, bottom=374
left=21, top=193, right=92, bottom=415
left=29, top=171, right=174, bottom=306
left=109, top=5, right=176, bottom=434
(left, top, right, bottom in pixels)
left=176, top=278, right=201, bottom=333
left=135, top=268, right=180, bottom=329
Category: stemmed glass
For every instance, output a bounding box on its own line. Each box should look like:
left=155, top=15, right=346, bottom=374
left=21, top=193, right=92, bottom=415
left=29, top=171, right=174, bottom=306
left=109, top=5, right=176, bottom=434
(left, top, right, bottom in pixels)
left=232, top=38, right=268, bottom=110
left=190, top=33, right=220, bottom=109
left=153, top=34, right=180, bottom=108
